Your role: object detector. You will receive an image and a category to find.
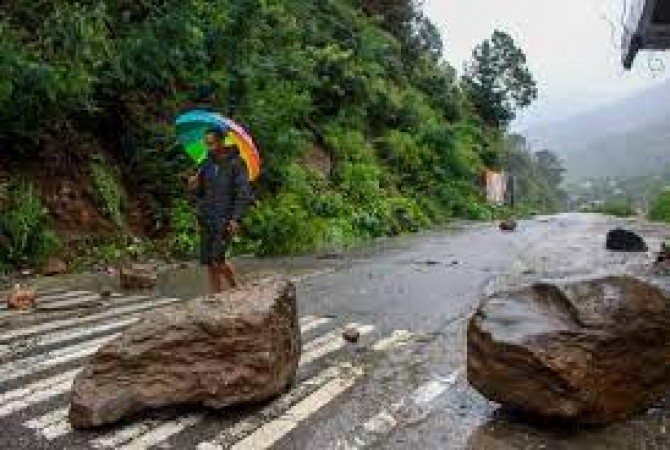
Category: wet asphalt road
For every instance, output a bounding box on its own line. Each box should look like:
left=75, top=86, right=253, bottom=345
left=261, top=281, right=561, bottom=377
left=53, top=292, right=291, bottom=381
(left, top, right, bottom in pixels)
left=2, top=213, right=670, bottom=449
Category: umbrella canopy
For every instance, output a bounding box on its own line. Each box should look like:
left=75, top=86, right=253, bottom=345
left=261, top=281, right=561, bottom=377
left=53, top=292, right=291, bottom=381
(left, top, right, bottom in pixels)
left=175, top=110, right=261, bottom=181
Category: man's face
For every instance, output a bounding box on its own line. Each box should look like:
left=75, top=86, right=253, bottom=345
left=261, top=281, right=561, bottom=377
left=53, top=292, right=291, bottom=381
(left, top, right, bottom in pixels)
left=205, top=132, right=221, bottom=153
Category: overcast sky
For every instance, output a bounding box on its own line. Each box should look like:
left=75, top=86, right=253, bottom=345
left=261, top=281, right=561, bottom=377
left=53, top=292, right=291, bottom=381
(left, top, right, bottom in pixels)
left=422, top=0, right=670, bottom=130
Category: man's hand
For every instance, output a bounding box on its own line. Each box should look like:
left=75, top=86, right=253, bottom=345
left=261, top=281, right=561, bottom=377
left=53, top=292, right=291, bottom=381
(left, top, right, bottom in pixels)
left=226, top=220, right=240, bottom=236
left=187, top=173, right=200, bottom=191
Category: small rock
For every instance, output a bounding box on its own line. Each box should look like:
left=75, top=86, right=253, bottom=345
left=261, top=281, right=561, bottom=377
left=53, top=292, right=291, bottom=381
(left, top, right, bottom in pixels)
left=119, top=264, right=157, bottom=290
left=317, top=252, right=344, bottom=260
left=342, top=326, right=360, bottom=343
left=419, top=260, right=441, bottom=266
left=606, top=228, right=647, bottom=252
left=499, top=220, right=517, bottom=232
left=42, top=257, right=67, bottom=276
left=7, top=285, right=36, bottom=310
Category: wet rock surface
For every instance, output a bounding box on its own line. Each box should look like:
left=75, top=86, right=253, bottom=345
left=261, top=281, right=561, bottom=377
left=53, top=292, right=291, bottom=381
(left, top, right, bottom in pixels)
left=69, top=276, right=301, bottom=429
left=468, top=274, right=670, bottom=425
left=606, top=228, right=648, bottom=252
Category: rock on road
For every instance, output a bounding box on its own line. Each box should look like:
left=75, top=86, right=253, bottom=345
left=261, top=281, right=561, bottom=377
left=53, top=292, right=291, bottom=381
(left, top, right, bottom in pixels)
left=2, top=213, right=669, bottom=450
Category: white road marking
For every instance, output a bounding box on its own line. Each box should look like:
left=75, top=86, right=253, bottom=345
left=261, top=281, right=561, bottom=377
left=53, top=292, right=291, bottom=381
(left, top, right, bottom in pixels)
left=0, top=370, right=80, bottom=417
left=25, top=407, right=68, bottom=430
left=371, top=330, right=413, bottom=352
left=91, top=420, right=157, bottom=448
left=0, top=296, right=176, bottom=343
left=0, top=333, right=119, bottom=384
left=231, top=367, right=364, bottom=450
left=5, top=317, right=139, bottom=359
left=0, top=368, right=78, bottom=405
left=198, top=330, right=413, bottom=450
left=300, top=317, right=332, bottom=334
left=116, top=415, right=201, bottom=450
left=0, top=288, right=73, bottom=310
left=24, top=317, right=342, bottom=444
left=196, top=366, right=346, bottom=450
left=0, top=292, right=103, bottom=318
left=331, top=369, right=461, bottom=449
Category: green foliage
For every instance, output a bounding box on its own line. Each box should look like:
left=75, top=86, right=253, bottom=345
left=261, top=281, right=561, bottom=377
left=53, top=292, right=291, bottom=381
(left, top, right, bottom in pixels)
left=90, top=160, right=125, bottom=229
left=0, top=179, right=60, bottom=267
left=167, top=198, right=199, bottom=258
left=650, top=189, right=670, bottom=223
left=0, top=0, right=539, bottom=262
left=587, top=200, right=636, bottom=218
left=463, top=30, right=537, bottom=128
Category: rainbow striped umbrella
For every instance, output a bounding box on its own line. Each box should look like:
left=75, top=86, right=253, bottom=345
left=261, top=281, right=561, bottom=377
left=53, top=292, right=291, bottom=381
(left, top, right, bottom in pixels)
left=175, top=110, right=261, bottom=181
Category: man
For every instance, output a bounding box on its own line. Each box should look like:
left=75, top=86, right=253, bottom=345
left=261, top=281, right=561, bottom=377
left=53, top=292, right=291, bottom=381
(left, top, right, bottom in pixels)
left=188, top=126, right=252, bottom=294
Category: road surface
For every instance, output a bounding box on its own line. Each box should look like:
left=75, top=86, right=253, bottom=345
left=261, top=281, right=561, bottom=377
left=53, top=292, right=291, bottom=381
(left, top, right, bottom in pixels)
left=1, top=213, right=669, bottom=449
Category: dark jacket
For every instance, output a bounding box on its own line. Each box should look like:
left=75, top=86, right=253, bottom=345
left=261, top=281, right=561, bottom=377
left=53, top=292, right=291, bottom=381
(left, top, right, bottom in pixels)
left=194, top=150, right=252, bottom=224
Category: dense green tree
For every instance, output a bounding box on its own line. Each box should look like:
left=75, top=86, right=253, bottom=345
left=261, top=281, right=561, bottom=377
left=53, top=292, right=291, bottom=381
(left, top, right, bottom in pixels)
left=463, top=30, right=537, bottom=128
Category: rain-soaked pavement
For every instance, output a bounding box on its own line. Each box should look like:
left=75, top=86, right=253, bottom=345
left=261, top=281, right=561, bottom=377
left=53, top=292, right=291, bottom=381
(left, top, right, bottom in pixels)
left=2, top=213, right=670, bottom=449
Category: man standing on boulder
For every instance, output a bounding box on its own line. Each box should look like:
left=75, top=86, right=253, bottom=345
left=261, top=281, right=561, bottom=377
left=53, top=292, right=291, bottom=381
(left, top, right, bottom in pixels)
left=188, top=126, right=253, bottom=294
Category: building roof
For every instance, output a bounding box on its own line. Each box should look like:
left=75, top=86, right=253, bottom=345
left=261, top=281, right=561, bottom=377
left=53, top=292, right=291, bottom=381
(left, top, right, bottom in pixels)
left=623, top=0, right=670, bottom=69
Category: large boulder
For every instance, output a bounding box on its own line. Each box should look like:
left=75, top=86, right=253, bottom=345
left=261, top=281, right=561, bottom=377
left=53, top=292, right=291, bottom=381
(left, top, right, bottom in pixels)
left=606, top=228, right=647, bottom=252
left=468, top=275, right=670, bottom=425
left=69, top=276, right=301, bottom=429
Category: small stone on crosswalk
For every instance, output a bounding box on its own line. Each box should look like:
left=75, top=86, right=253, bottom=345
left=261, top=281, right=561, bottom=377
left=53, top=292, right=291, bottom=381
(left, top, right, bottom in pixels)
left=342, top=326, right=360, bottom=343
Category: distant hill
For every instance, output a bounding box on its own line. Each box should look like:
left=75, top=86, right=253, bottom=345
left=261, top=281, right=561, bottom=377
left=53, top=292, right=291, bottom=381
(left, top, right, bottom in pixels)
left=522, top=79, right=670, bottom=181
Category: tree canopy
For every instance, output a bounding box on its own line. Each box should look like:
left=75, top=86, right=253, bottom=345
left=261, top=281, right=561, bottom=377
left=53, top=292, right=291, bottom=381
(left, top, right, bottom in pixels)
left=463, top=30, right=538, bottom=128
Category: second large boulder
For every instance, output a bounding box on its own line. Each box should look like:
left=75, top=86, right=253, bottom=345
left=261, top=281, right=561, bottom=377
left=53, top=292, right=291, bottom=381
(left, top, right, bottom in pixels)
left=69, top=276, right=301, bottom=428
left=468, top=275, right=670, bottom=425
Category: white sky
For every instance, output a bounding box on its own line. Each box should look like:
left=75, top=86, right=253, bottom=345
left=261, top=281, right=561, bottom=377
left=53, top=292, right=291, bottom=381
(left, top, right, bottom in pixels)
left=422, top=0, right=670, bottom=129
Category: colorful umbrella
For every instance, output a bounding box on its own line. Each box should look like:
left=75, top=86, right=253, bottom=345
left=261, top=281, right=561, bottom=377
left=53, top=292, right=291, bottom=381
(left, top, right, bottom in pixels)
left=175, top=110, right=261, bottom=181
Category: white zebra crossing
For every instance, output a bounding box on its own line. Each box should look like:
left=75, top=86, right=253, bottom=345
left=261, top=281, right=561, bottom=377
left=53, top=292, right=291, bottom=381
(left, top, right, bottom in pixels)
left=105, top=324, right=380, bottom=450
left=0, top=333, right=120, bottom=384
left=2, top=289, right=421, bottom=450
left=0, top=316, right=325, bottom=421
left=0, top=370, right=79, bottom=418
left=231, top=366, right=363, bottom=450
left=330, top=369, right=461, bottom=449
left=0, top=295, right=176, bottom=343
left=0, top=290, right=88, bottom=311
left=25, top=316, right=344, bottom=443
left=0, top=292, right=115, bottom=319
left=4, top=316, right=139, bottom=357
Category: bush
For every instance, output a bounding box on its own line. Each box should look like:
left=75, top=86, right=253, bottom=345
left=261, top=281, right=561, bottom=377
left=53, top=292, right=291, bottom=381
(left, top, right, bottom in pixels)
left=243, top=193, right=315, bottom=256
left=167, top=198, right=199, bottom=258
left=650, top=189, right=670, bottom=222
left=589, top=200, right=636, bottom=218
left=0, top=179, right=60, bottom=267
